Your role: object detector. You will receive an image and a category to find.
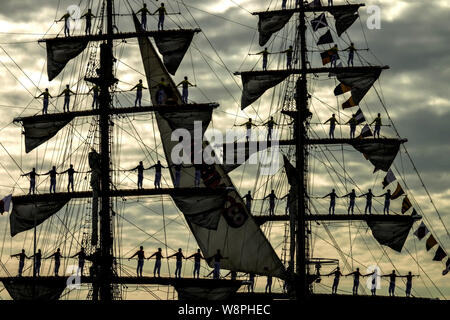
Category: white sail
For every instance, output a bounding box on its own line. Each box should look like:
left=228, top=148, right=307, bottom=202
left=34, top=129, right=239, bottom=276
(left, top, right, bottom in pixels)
left=133, top=13, right=285, bottom=278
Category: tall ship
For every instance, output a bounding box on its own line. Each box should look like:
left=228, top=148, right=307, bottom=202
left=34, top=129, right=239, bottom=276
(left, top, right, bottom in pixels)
left=0, top=0, right=448, bottom=301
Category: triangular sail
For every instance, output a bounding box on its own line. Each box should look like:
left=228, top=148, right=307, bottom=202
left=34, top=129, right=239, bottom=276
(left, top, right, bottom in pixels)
left=46, top=40, right=88, bottom=81
left=257, top=11, right=294, bottom=46
left=22, top=117, right=73, bottom=153
left=240, top=72, right=289, bottom=110
left=10, top=200, right=69, bottom=237
left=334, top=70, right=382, bottom=108
left=367, top=218, right=417, bottom=252
left=351, top=141, right=400, bottom=172
left=154, top=32, right=195, bottom=75
left=133, top=13, right=285, bottom=278
left=331, top=7, right=359, bottom=37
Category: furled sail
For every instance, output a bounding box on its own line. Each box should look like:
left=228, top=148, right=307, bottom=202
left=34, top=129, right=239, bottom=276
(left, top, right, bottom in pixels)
left=46, top=40, right=88, bottom=81
left=351, top=141, right=400, bottom=172
left=241, top=72, right=289, bottom=110
left=10, top=200, right=69, bottom=237
left=367, top=218, right=417, bottom=252
left=22, top=117, right=73, bottom=153
left=2, top=278, right=66, bottom=300
left=331, top=7, right=359, bottom=37
left=174, top=281, right=242, bottom=300
left=257, top=11, right=294, bottom=46
left=334, top=70, right=382, bottom=108
left=153, top=32, right=195, bottom=75
left=133, top=13, right=285, bottom=278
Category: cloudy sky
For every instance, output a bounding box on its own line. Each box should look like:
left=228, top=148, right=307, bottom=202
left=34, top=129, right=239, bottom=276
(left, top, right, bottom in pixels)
left=0, top=0, right=449, bottom=300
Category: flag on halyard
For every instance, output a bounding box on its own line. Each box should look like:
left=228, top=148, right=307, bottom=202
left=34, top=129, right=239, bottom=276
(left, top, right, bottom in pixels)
left=401, top=196, right=412, bottom=214
left=311, top=13, right=328, bottom=31
left=0, top=194, right=12, bottom=214
left=413, top=222, right=429, bottom=240
left=426, top=234, right=437, bottom=251
left=433, top=246, right=447, bottom=261
left=390, top=183, right=404, bottom=200
left=382, top=169, right=396, bottom=189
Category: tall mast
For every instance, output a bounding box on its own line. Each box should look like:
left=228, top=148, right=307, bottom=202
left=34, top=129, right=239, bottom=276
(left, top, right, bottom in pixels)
left=98, top=0, right=114, bottom=301
left=295, top=1, right=308, bottom=298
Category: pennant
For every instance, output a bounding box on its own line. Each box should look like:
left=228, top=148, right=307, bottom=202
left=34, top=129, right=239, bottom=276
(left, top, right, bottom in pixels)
left=358, top=124, right=372, bottom=138
left=354, top=108, right=366, bottom=125
left=382, top=169, right=396, bottom=189
left=426, top=234, right=437, bottom=251
left=413, top=222, right=429, bottom=240
left=0, top=194, right=12, bottom=214
left=433, top=246, right=447, bottom=261
left=443, top=258, right=450, bottom=276
left=311, top=13, right=328, bottom=32
left=317, top=30, right=334, bottom=45
left=390, top=183, right=404, bottom=200
left=401, top=196, right=412, bottom=214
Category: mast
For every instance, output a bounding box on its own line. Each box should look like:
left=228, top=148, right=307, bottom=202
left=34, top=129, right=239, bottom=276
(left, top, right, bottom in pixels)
left=98, top=0, right=114, bottom=301
left=295, top=0, right=308, bottom=298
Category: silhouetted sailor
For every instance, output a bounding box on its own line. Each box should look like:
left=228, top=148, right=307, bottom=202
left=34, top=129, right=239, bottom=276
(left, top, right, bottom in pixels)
left=371, top=113, right=382, bottom=138
left=137, top=3, right=152, bottom=30
left=148, top=248, right=164, bottom=277
left=171, top=163, right=185, bottom=188
left=376, top=189, right=391, bottom=214
left=36, top=88, right=52, bottom=115
left=177, top=76, right=195, bottom=104
left=344, top=42, right=356, bottom=67
left=153, top=3, right=168, bottom=31
left=323, top=189, right=338, bottom=215
left=58, top=12, right=71, bottom=37
left=405, top=271, right=418, bottom=297
left=186, top=249, right=204, bottom=279
left=247, top=273, right=255, bottom=292
left=264, top=267, right=272, bottom=293
left=264, top=190, right=277, bottom=216
left=324, top=114, right=339, bottom=138
left=346, top=114, right=357, bottom=138
left=264, top=117, right=277, bottom=140
left=71, top=247, right=86, bottom=276
left=129, top=246, right=146, bottom=277
left=330, top=44, right=338, bottom=68
left=342, top=189, right=356, bottom=214
left=149, top=160, right=165, bottom=188
left=382, top=270, right=398, bottom=296
left=280, top=45, right=294, bottom=69
left=60, top=164, right=77, bottom=192
left=11, top=249, right=29, bottom=277
left=326, top=267, right=343, bottom=294
left=207, top=249, right=228, bottom=280
left=345, top=268, right=374, bottom=295
left=280, top=190, right=291, bottom=214
left=88, top=84, right=100, bottom=109
left=43, top=166, right=58, bottom=193
left=131, top=161, right=145, bottom=189
left=237, top=118, right=256, bottom=142
left=58, top=85, right=75, bottom=112
left=130, top=80, right=147, bottom=107
left=29, top=249, right=42, bottom=276
left=45, top=248, right=63, bottom=276
left=250, top=48, right=271, bottom=71
left=168, top=248, right=185, bottom=278
left=194, top=164, right=202, bottom=187
left=81, top=9, right=96, bottom=35
left=152, top=77, right=168, bottom=105
left=359, top=189, right=373, bottom=214
left=243, top=190, right=253, bottom=212
left=21, top=168, right=38, bottom=194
